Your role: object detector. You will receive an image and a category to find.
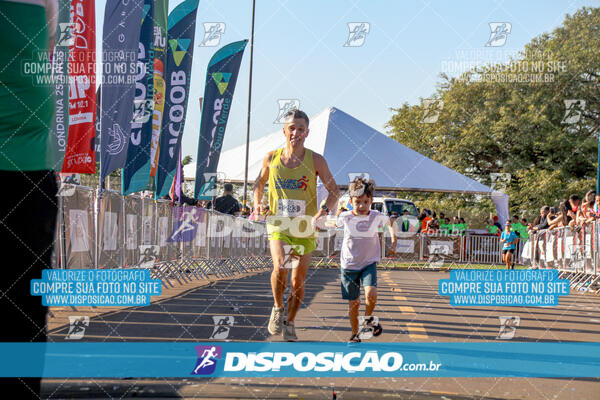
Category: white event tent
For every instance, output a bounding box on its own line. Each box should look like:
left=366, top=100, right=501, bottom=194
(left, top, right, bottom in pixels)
left=184, top=107, right=509, bottom=223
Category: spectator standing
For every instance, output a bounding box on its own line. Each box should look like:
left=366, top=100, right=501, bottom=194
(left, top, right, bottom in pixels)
left=511, top=216, right=524, bottom=238
left=577, top=190, right=595, bottom=226
left=0, top=0, right=59, bottom=395
left=427, top=214, right=440, bottom=233
left=418, top=211, right=432, bottom=233
left=531, top=206, right=550, bottom=232
left=548, top=205, right=566, bottom=230
left=492, top=216, right=503, bottom=232
left=486, top=218, right=500, bottom=235
left=451, top=216, right=460, bottom=235
left=592, top=194, right=600, bottom=218
left=440, top=217, right=452, bottom=234
left=398, top=210, right=411, bottom=232
left=520, top=218, right=530, bottom=240
left=564, top=194, right=580, bottom=228
left=210, top=183, right=241, bottom=216
left=389, top=211, right=399, bottom=231
left=437, top=212, right=445, bottom=227
left=458, top=217, right=468, bottom=235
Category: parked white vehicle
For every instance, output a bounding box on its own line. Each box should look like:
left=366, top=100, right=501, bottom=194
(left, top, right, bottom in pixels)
left=371, top=197, right=420, bottom=233
left=336, top=195, right=421, bottom=233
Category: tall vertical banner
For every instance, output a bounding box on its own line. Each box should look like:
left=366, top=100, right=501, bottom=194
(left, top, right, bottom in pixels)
left=99, top=0, right=144, bottom=183
left=122, top=0, right=155, bottom=195
left=149, top=0, right=169, bottom=183
left=194, top=40, right=248, bottom=200
left=62, top=0, right=96, bottom=173
left=49, top=0, right=71, bottom=169
left=155, top=0, right=199, bottom=198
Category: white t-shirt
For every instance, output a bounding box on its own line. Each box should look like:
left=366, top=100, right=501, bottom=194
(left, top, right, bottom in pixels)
left=336, top=210, right=390, bottom=270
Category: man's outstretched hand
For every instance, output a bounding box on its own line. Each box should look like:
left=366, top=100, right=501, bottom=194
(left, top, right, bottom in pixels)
left=312, top=209, right=329, bottom=231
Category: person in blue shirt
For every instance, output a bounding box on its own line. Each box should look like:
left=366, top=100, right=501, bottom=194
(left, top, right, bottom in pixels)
left=500, top=220, right=519, bottom=270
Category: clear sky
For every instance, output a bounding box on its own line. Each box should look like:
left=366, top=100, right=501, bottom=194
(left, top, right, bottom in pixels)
left=95, top=0, right=600, bottom=160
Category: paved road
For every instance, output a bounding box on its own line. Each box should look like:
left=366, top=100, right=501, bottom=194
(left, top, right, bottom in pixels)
left=43, top=268, right=600, bottom=399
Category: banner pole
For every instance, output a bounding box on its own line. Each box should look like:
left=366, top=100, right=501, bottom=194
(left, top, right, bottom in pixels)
left=242, top=0, right=256, bottom=208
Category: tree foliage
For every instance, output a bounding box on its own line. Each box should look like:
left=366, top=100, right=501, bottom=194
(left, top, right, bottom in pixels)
left=387, top=7, right=600, bottom=221
left=182, top=155, right=193, bottom=166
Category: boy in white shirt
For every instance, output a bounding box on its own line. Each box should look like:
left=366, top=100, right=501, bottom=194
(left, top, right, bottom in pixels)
left=336, top=177, right=397, bottom=342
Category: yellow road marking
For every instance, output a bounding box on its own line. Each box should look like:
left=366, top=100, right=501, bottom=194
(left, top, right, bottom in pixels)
left=393, top=296, right=407, bottom=301
left=406, top=322, right=428, bottom=339
left=47, top=334, right=210, bottom=341
left=398, top=306, right=416, bottom=315
left=51, top=320, right=251, bottom=328
left=429, top=391, right=460, bottom=396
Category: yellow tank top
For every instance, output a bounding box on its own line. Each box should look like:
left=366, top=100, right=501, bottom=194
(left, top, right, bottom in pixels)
left=267, top=148, right=318, bottom=237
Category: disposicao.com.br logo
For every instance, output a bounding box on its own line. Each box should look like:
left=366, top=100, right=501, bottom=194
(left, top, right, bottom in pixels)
left=192, top=348, right=441, bottom=376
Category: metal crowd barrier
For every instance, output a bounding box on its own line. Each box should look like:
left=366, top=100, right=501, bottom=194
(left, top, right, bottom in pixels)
left=312, top=230, right=469, bottom=269
left=379, top=232, right=465, bottom=269
left=312, top=229, right=533, bottom=270
left=54, top=185, right=272, bottom=290
left=465, top=233, right=525, bottom=265
left=527, top=223, right=600, bottom=294
left=55, top=185, right=600, bottom=294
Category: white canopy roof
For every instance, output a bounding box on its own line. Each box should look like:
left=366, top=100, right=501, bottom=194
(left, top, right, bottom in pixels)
left=185, top=106, right=494, bottom=194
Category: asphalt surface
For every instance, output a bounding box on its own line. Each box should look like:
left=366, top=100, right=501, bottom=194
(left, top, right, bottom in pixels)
left=43, top=268, right=600, bottom=399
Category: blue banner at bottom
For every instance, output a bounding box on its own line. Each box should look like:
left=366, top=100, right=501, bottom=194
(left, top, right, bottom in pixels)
left=5, top=342, right=600, bottom=377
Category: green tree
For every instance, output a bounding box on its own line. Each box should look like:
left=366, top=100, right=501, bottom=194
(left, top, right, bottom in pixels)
left=387, top=7, right=600, bottom=221
left=182, top=155, right=193, bottom=166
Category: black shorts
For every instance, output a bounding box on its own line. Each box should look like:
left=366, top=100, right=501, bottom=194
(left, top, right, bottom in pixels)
left=502, top=248, right=515, bottom=255
left=0, top=170, right=57, bottom=395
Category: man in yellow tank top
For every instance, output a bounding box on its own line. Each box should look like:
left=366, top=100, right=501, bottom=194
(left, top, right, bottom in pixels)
left=253, top=109, right=339, bottom=341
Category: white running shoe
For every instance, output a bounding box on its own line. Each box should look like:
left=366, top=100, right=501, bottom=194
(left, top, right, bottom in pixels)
left=268, top=306, right=284, bottom=335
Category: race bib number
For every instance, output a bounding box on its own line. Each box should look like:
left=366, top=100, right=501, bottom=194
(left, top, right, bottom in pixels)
left=277, top=199, right=305, bottom=217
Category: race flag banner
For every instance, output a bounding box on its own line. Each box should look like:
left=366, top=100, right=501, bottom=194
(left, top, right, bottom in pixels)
left=149, top=0, right=169, bottom=183
left=122, top=0, right=156, bottom=195
left=49, top=0, right=71, bottom=169
left=155, top=0, right=199, bottom=198
left=62, top=0, right=97, bottom=173
left=194, top=40, right=248, bottom=200
left=99, top=0, right=144, bottom=183
left=2, top=342, right=600, bottom=377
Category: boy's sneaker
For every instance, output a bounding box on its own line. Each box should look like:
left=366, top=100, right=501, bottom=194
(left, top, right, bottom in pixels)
left=370, top=321, right=383, bottom=337
left=268, top=307, right=284, bottom=335
left=283, top=320, right=298, bottom=341
left=363, top=316, right=383, bottom=337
